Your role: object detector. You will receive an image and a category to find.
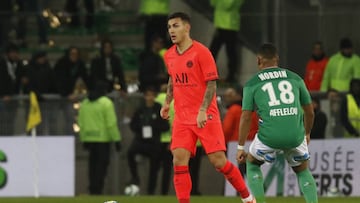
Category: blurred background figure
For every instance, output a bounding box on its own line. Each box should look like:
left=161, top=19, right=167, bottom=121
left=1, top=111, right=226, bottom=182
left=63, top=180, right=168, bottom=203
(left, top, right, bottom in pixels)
left=0, top=43, right=28, bottom=135
left=222, top=86, right=258, bottom=177
left=127, top=87, right=169, bottom=195
left=65, top=0, right=95, bottom=31
left=90, top=39, right=127, bottom=94
left=27, top=50, right=56, bottom=135
left=27, top=50, right=55, bottom=99
left=54, top=46, right=88, bottom=99
left=209, top=0, right=245, bottom=83
left=54, top=46, right=89, bottom=134
left=155, top=83, right=174, bottom=195
left=138, top=34, right=167, bottom=92
left=310, top=97, right=327, bottom=139
left=304, top=41, right=328, bottom=92
left=340, top=79, right=360, bottom=138
left=78, top=80, right=121, bottom=195
left=320, top=38, right=360, bottom=93
left=139, top=0, right=170, bottom=50
left=16, top=0, right=49, bottom=47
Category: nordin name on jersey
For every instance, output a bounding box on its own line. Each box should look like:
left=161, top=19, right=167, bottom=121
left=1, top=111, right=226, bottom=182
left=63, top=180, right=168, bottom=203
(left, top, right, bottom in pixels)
left=258, top=70, right=287, bottom=81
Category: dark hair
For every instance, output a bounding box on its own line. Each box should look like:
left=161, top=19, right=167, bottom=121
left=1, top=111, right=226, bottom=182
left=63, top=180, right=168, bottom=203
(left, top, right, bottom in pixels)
left=258, top=43, right=278, bottom=59
left=167, top=12, right=191, bottom=24
left=340, top=38, right=352, bottom=49
left=88, top=80, right=109, bottom=101
left=143, top=86, right=158, bottom=95
left=100, top=39, right=113, bottom=55
left=313, top=41, right=324, bottom=49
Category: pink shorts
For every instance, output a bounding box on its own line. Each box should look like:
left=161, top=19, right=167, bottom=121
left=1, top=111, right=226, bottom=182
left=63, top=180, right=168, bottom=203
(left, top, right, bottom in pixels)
left=170, top=122, right=226, bottom=156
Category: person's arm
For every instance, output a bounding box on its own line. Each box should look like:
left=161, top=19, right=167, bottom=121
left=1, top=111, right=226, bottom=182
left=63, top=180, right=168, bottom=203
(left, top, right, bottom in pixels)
left=320, top=60, right=331, bottom=92
left=302, top=103, right=314, bottom=143
left=197, top=80, right=216, bottom=128
left=199, top=80, right=216, bottom=111
left=238, top=110, right=252, bottom=146
left=236, top=110, right=252, bottom=163
left=104, top=100, right=121, bottom=142
left=160, top=77, right=173, bottom=120
left=114, top=56, right=127, bottom=92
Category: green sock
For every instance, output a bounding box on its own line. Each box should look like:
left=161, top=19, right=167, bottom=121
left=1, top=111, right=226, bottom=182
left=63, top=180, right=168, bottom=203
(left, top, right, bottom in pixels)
left=246, top=160, right=265, bottom=203
left=296, top=169, right=318, bottom=203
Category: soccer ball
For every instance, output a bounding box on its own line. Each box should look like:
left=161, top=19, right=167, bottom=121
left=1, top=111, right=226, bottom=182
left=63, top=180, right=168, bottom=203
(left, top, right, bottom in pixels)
left=326, top=187, right=340, bottom=197
left=124, top=184, right=140, bottom=196
left=104, top=201, right=118, bottom=203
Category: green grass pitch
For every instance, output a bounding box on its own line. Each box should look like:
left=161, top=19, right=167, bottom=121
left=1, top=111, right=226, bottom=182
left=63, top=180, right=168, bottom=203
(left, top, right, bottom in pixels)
left=1, top=196, right=359, bottom=203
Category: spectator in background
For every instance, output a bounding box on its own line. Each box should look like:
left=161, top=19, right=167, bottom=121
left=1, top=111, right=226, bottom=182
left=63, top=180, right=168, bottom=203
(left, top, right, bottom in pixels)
left=0, top=43, right=28, bottom=98
left=340, top=79, right=360, bottom=138
left=222, top=86, right=258, bottom=178
left=16, top=0, right=49, bottom=47
left=27, top=51, right=55, bottom=99
left=304, top=41, right=328, bottom=91
left=138, top=34, right=167, bottom=92
left=155, top=83, right=174, bottom=195
left=310, top=97, right=327, bottom=139
left=90, top=39, right=127, bottom=93
left=127, top=87, right=169, bottom=194
left=320, top=38, right=360, bottom=93
left=54, top=46, right=88, bottom=99
left=65, top=0, right=95, bottom=31
left=139, top=0, right=170, bottom=50
left=54, top=46, right=89, bottom=134
left=0, top=43, right=28, bottom=135
left=209, top=0, right=245, bottom=83
left=27, top=50, right=56, bottom=135
left=78, top=80, right=121, bottom=194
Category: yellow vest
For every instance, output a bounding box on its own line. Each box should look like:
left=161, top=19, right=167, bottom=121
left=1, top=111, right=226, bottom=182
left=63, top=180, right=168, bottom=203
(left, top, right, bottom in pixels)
left=345, top=94, right=360, bottom=137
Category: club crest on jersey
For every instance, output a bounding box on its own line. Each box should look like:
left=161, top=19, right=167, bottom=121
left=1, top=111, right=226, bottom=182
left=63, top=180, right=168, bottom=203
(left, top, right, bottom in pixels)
left=207, top=114, right=213, bottom=120
left=186, top=60, right=193, bottom=68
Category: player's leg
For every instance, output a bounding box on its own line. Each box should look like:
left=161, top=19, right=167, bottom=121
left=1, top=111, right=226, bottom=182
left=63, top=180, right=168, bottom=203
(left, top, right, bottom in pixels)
left=207, top=151, right=254, bottom=202
left=199, top=123, right=255, bottom=203
left=246, top=155, right=265, bottom=203
left=171, top=123, right=197, bottom=203
left=286, top=139, right=318, bottom=203
left=247, top=135, right=278, bottom=203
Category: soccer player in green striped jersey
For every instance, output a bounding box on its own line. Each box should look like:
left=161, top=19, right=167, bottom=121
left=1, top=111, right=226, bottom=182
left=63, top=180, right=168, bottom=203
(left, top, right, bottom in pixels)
left=236, top=44, right=318, bottom=203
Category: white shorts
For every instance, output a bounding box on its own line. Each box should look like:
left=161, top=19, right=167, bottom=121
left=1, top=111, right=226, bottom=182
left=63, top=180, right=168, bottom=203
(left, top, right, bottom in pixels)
left=249, top=134, right=310, bottom=167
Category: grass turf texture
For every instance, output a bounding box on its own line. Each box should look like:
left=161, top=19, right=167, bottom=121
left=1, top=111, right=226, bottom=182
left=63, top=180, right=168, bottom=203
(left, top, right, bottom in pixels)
left=1, top=196, right=359, bottom=203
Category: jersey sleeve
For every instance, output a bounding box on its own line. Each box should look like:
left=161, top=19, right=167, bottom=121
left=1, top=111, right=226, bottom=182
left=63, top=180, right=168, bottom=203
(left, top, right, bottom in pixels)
left=298, top=78, right=312, bottom=105
left=242, top=85, right=255, bottom=111
left=198, top=48, right=219, bottom=81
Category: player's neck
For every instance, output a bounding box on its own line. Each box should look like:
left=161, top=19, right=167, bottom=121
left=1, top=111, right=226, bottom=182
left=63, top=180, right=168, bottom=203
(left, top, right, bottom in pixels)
left=176, top=38, right=193, bottom=54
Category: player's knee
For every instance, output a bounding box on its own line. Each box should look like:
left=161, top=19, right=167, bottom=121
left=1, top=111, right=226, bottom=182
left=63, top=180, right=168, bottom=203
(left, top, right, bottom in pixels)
left=208, top=151, right=226, bottom=168
left=172, top=148, right=191, bottom=166
left=292, top=161, right=308, bottom=173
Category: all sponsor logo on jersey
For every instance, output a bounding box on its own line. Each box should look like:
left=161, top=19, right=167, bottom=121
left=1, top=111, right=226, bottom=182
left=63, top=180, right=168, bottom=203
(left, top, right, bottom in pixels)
left=175, top=73, right=188, bottom=84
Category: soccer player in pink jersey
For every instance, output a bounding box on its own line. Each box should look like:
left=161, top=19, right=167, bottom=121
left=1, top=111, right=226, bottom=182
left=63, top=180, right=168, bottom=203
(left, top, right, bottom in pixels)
left=160, top=12, right=255, bottom=203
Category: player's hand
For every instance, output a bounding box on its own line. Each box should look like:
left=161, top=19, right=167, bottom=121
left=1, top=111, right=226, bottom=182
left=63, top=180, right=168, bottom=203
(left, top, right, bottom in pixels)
left=197, top=110, right=207, bottom=128
left=160, top=104, right=170, bottom=120
left=236, top=150, right=247, bottom=164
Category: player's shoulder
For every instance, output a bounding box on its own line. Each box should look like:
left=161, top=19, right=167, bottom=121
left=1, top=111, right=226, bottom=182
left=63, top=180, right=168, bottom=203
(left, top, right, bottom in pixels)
left=282, top=68, right=303, bottom=81
left=164, top=45, right=177, bottom=56
left=192, top=40, right=211, bottom=52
